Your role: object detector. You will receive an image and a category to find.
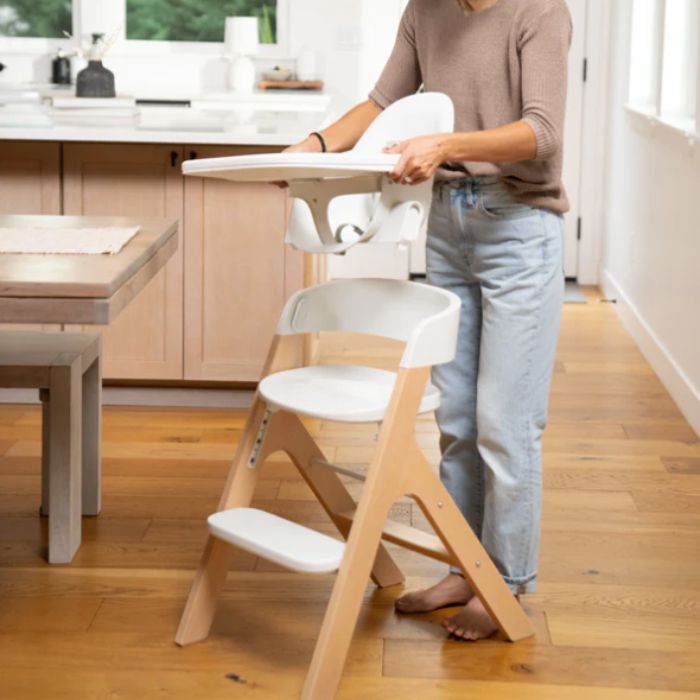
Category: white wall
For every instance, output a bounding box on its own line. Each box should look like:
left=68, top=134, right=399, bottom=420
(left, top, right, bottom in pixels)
left=291, top=0, right=402, bottom=107
left=600, top=0, right=700, bottom=434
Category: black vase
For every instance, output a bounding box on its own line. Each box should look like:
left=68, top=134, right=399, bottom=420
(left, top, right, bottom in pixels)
left=76, top=60, right=116, bottom=98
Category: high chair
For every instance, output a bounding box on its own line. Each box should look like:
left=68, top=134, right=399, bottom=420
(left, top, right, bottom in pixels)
left=175, top=93, right=534, bottom=700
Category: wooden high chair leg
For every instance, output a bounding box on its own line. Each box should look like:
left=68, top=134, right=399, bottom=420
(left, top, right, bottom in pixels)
left=175, top=536, right=235, bottom=646
left=301, top=456, right=398, bottom=699
left=175, top=397, right=269, bottom=646
left=301, top=367, right=429, bottom=699
left=176, top=336, right=303, bottom=647
left=263, top=411, right=404, bottom=588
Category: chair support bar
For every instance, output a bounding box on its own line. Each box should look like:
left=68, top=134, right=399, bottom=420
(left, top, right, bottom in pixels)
left=310, top=458, right=367, bottom=483
left=335, top=508, right=454, bottom=566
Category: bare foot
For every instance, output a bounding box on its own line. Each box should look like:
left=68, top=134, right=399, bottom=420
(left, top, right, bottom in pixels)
left=442, top=595, right=500, bottom=641
left=395, top=574, right=473, bottom=614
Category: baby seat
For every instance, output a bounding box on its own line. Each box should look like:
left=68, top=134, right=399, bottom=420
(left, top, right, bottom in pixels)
left=176, top=93, right=534, bottom=700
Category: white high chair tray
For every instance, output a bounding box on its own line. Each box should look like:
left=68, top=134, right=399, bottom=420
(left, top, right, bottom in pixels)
left=182, top=152, right=400, bottom=183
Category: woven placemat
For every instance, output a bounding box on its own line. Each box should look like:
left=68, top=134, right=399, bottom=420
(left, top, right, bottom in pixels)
left=0, top=226, right=140, bottom=255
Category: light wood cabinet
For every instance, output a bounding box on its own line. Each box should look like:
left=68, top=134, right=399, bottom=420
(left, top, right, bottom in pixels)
left=183, top=146, right=303, bottom=381
left=0, top=141, right=61, bottom=215
left=63, top=144, right=184, bottom=380
left=0, top=141, right=62, bottom=333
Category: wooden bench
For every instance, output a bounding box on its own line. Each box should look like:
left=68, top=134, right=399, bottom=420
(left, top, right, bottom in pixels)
left=0, top=331, right=102, bottom=563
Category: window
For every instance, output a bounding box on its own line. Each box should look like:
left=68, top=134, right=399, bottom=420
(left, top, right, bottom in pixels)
left=660, top=0, right=698, bottom=122
left=629, top=0, right=659, bottom=108
left=126, top=0, right=277, bottom=44
left=628, top=0, right=700, bottom=133
left=0, top=0, right=72, bottom=38
left=0, top=0, right=288, bottom=58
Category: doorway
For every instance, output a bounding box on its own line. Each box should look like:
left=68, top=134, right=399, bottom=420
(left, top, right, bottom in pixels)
left=562, top=0, right=587, bottom=279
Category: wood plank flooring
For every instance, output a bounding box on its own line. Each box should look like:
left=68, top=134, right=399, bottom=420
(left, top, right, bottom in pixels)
left=0, top=286, right=698, bottom=699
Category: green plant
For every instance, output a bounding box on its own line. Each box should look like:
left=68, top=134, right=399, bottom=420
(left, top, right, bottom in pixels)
left=0, top=0, right=72, bottom=38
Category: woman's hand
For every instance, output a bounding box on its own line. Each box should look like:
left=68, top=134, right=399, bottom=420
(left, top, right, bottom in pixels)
left=384, top=134, right=451, bottom=185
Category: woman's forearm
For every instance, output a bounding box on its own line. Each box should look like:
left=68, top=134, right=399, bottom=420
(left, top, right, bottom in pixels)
left=323, top=100, right=383, bottom=152
left=443, top=120, right=537, bottom=162
left=289, top=100, right=383, bottom=153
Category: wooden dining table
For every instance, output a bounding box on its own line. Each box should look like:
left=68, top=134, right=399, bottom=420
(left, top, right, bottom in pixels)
left=0, top=214, right=178, bottom=562
left=0, top=215, right=178, bottom=325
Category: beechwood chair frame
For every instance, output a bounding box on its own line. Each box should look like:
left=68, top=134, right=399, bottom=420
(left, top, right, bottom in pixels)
left=175, top=331, right=534, bottom=700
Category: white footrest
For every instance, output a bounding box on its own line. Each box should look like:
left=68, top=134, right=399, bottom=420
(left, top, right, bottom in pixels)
left=207, top=508, right=346, bottom=574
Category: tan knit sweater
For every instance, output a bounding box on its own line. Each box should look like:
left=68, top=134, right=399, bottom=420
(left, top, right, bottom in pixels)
left=369, top=0, right=573, bottom=214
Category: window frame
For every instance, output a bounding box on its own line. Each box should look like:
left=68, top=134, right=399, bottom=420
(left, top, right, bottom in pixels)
left=0, top=0, right=290, bottom=58
left=627, top=0, right=700, bottom=137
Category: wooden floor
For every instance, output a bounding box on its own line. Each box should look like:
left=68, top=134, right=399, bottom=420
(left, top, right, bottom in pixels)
left=0, top=286, right=698, bottom=699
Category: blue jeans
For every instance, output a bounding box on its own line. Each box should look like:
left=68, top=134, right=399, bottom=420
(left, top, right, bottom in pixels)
left=427, top=177, right=564, bottom=594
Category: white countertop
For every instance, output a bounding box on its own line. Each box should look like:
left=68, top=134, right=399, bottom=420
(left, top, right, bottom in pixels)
left=0, top=109, right=329, bottom=146
left=0, top=85, right=335, bottom=147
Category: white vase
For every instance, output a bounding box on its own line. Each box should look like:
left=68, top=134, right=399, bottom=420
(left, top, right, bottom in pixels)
left=229, top=55, right=256, bottom=94
left=297, top=48, right=317, bottom=81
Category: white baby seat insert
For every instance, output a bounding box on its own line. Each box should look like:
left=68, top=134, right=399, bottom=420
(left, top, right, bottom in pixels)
left=176, top=93, right=534, bottom=700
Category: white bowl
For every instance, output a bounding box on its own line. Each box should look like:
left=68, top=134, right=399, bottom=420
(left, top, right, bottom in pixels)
left=263, top=67, right=293, bottom=82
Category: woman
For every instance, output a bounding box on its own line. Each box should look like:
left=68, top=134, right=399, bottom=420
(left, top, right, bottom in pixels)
left=286, top=0, right=571, bottom=640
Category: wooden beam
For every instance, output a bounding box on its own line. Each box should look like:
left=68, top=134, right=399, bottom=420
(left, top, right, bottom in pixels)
left=336, top=508, right=454, bottom=566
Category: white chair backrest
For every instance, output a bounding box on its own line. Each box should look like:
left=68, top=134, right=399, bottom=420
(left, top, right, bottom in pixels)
left=287, top=93, right=455, bottom=255
left=353, top=92, right=455, bottom=154
left=277, top=279, right=461, bottom=368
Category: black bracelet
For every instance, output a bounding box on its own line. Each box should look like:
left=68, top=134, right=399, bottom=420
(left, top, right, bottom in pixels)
left=310, top=131, right=328, bottom=153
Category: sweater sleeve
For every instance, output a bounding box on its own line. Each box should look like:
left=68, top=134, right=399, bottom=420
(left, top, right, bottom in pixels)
left=519, top=2, right=572, bottom=160
left=368, top=2, right=422, bottom=109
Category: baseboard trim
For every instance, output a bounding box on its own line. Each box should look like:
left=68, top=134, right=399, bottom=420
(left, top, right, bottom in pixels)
left=601, top=269, right=700, bottom=437
left=0, top=386, right=255, bottom=410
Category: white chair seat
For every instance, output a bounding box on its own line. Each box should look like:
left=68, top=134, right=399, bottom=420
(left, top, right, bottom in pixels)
left=208, top=508, right=345, bottom=574
left=259, top=364, right=441, bottom=423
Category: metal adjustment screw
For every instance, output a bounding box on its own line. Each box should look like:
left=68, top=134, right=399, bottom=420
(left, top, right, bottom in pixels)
left=475, top=560, right=482, bottom=567
left=437, top=501, right=444, bottom=508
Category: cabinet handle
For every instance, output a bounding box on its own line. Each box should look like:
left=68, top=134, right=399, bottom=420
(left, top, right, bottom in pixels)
left=170, top=151, right=179, bottom=167
left=189, top=151, right=198, bottom=160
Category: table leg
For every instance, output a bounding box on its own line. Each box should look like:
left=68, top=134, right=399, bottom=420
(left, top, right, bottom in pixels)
left=40, top=389, right=50, bottom=517
left=81, top=353, right=102, bottom=516
left=48, top=360, right=82, bottom=564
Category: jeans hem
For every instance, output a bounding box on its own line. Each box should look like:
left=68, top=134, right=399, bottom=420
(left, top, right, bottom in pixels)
left=449, top=567, right=538, bottom=595
left=503, top=574, right=538, bottom=595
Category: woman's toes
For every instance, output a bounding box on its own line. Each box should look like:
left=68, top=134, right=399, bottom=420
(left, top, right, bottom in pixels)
left=442, top=619, right=456, bottom=633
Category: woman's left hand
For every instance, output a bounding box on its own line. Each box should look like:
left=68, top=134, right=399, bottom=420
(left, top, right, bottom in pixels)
left=384, top=134, right=451, bottom=185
